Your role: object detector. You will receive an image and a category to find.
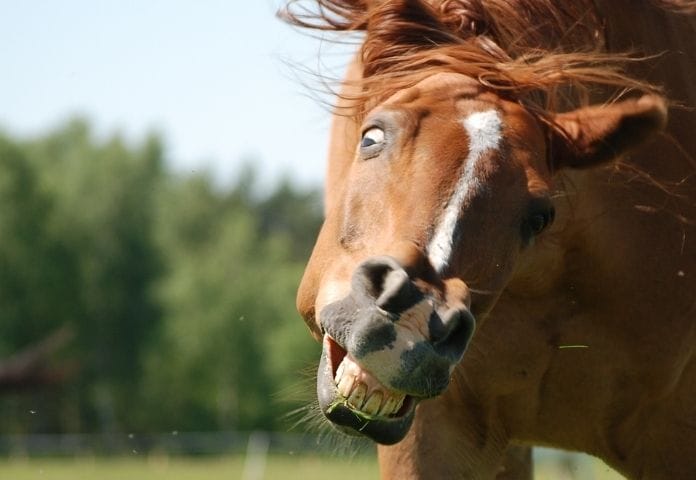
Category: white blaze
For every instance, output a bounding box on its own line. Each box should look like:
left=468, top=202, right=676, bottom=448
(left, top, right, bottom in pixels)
left=427, top=110, right=502, bottom=273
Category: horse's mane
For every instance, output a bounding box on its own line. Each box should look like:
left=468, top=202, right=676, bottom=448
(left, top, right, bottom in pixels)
left=281, top=0, right=696, bottom=116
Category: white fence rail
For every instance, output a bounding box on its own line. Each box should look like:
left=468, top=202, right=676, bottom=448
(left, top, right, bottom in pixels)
left=0, top=432, right=616, bottom=479
left=0, top=430, right=372, bottom=457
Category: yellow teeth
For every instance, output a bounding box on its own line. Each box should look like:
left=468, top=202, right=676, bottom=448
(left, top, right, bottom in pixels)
left=379, top=395, right=398, bottom=416
left=335, top=362, right=346, bottom=384
left=393, top=395, right=405, bottom=413
left=347, top=384, right=366, bottom=409
left=362, top=392, right=383, bottom=416
left=337, top=372, right=354, bottom=398
left=333, top=355, right=406, bottom=417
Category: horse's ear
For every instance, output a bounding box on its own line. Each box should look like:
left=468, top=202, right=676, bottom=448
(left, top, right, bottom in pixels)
left=550, top=94, right=668, bottom=170
left=362, top=0, right=456, bottom=76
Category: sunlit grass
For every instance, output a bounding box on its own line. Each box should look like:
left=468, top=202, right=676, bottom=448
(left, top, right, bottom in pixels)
left=0, top=454, right=378, bottom=480
left=0, top=453, right=626, bottom=479
left=535, top=455, right=627, bottom=480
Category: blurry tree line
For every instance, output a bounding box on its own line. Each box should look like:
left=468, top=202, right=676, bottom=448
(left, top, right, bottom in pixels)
left=0, top=118, right=323, bottom=434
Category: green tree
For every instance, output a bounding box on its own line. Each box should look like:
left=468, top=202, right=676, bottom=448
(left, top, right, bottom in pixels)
left=0, top=118, right=323, bottom=434
left=0, top=135, right=78, bottom=355
left=140, top=173, right=321, bottom=431
left=20, top=119, right=165, bottom=432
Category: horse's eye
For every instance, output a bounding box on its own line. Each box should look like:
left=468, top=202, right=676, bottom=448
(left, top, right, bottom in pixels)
left=528, top=207, right=555, bottom=235
left=360, top=127, right=385, bottom=149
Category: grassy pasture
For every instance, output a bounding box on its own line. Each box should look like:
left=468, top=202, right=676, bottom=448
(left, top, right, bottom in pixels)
left=0, top=455, right=377, bottom=480
left=0, top=453, right=626, bottom=480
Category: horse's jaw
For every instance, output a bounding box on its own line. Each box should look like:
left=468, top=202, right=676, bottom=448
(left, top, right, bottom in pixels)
left=317, top=335, right=417, bottom=445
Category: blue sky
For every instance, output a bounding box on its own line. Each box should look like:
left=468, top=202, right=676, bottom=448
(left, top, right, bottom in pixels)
left=0, top=1, right=355, bottom=189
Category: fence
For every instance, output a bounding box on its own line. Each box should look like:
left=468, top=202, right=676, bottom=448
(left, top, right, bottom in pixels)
left=0, top=431, right=617, bottom=480
left=0, top=430, right=373, bottom=457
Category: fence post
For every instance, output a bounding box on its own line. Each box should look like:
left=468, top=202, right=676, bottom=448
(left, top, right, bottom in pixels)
left=241, top=431, right=270, bottom=480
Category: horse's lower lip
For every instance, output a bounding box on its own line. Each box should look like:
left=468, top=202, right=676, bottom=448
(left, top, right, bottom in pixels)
left=316, top=335, right=417, bottom=445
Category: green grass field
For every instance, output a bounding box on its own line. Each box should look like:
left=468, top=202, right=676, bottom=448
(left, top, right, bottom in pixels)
left=0, top=454, right=626, bottom=479
left=0, top=455, right=378, bottom=480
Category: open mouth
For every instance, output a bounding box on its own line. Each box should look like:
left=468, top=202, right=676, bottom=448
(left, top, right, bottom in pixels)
left=327, top=336, right=414, bottom=417
left=317, top=335, right=417, bottom=444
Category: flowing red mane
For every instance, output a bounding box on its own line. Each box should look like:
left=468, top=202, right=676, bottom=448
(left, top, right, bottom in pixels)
left=281, top=0, right=695, bottom=117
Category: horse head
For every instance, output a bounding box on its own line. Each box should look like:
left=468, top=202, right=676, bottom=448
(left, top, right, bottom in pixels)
left=290, top=0, right=668, bottom=445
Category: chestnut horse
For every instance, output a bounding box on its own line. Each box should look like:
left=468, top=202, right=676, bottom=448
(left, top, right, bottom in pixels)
left=283, top=1, right=696, bottom=478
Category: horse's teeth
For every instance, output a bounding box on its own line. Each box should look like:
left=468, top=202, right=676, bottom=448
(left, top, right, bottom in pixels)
left=332, top=355, right=406, bottom=417
left=347, top=383, right=367, bottom=409
left=362, top=392, right=383, bottom=415
left=379, top=396, right=397, bottom=416
left=337, top=373, right=354, bottom=397
left=393, top=394, right=405, bottom=413
left=334, top=361, right=345, bottom=384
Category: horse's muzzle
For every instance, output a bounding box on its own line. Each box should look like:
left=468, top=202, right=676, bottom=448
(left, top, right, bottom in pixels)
left=315, top=255, right=475, bottom=444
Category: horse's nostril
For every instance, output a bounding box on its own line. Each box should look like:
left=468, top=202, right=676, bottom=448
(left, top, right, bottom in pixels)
left=376, top=269, right=423, bottom=314
left=353, top=256, right=424, bottom=314
left=430, top=307, right=476, bottom=362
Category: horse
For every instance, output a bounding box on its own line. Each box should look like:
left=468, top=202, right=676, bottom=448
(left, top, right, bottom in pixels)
left=282, top=1, right=696, bottom=478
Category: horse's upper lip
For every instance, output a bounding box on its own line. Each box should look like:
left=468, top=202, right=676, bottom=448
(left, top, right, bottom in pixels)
left=316, top=335, right=417, bottom=445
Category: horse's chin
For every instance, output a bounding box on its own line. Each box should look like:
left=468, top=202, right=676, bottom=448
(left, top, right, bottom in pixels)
left=316, top=335, right=417, bottom=445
